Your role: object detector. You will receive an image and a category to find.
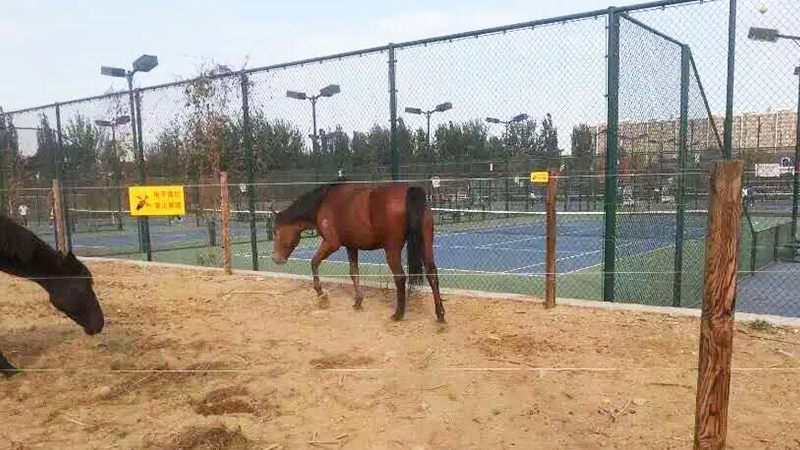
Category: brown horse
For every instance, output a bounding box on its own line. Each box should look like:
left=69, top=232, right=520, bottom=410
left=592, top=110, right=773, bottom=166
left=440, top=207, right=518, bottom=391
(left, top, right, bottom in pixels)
left=270, top=179, right=445, bottom=323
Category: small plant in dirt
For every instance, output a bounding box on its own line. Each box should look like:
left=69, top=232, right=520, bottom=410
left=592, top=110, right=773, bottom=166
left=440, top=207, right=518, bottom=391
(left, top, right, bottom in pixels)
left=748, top=319, right=772, bottom=333
left=196, top=248, right=222, bottom=267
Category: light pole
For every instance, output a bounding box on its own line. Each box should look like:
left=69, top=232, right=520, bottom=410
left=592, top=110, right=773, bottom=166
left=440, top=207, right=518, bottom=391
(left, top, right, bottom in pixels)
left=486, top=114, right=529, bottom=213
left=101, top=54, right=158, bottom=261
left=748, top=27, right=800, bottom=241
left=286, top=84, right=341, bottom=180
left=405, top=102, right=453, bottom=150
left=95, top=115, right=130, bottom=230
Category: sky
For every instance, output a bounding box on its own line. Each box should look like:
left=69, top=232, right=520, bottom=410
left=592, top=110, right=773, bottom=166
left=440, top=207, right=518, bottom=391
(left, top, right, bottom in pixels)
left=0, top=0, right=652, bottom=110
left=1, top=0, right=798, bottom=156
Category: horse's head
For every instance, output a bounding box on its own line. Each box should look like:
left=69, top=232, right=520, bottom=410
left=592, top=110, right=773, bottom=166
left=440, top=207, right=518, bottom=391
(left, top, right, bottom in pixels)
left=271, top=220, right=302, bottom=265
left=46, top=252, right=104, bottom=336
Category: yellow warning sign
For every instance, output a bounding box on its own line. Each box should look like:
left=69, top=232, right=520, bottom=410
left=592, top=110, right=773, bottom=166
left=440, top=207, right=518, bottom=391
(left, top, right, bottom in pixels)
left=128, top=186, right=186, bottom=216
left=530, top=171, right=549, bottom=184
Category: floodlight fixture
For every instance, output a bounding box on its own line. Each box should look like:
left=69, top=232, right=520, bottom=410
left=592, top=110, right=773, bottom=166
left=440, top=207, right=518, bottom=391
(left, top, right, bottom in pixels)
left=435, top=102, right=453, bottom=112
left=748, top=27, right=780, bottom=43
left=101, top=66, right=127, bottom=78
left=405, top=107, right=423, bottom=115
left=286, top=90, right=307, bottom=100
left=132, top=54, right=159, bottom=73
left=319, top=84, right=341, bottom=97
left=485, top=117, right=501, bottom=124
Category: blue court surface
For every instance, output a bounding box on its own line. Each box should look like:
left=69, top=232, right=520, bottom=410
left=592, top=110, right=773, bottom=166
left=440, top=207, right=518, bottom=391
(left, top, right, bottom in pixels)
left=284, top=212, right=708, bottom=277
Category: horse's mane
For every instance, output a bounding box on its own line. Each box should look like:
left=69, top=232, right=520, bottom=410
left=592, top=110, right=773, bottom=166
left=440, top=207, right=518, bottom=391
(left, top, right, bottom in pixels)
left=275, top=178, right=348, bottom=225
left=0, top=214, right=92, bottom=281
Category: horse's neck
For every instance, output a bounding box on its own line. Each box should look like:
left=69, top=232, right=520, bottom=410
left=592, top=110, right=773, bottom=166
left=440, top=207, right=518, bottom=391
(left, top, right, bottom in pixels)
left=0, top=247, right=61, bottom=294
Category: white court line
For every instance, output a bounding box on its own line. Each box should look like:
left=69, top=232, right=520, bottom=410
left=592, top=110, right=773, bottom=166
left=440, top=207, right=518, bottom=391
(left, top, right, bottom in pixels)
left=481, top=226, right=603, bottom=249
left=502, top=248, right=603, bottom=274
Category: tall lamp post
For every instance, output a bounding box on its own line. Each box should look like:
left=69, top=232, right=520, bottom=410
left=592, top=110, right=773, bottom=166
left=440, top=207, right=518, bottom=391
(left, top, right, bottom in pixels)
left=748, top=27, right=800, bottom=241
left=286, top=84, right=341, bottom=180
left=404, top=102, right=453, bottom=149
left=486, top=114, right=529, bottom=213
left=101, top=54, right=158, bottom=261
left=95, top=115, right=130, bottom=230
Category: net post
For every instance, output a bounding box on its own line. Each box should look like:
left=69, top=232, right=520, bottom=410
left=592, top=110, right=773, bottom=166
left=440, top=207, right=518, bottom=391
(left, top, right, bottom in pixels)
left=673, top=45, right=691, bottom=308
left=544, top=169, right=558, bottom=309
left=221, top=172, right=231, bottom=275
left=693, top=159, right=742, bottom=450
left=52, top=179, right=66, bottom=254
left=602, top=7, right=620, bottom=302
left=240, top=71, right=259, bottom=271
left=388, top=43, right=399, bottom=181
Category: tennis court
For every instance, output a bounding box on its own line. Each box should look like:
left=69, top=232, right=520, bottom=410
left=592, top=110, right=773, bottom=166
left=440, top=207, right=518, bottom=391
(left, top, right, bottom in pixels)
left=44, top=206, right=797, bottom=315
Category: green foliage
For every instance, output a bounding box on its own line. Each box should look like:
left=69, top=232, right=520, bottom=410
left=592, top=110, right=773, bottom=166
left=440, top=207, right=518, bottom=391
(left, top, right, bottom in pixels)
left=748, top=319, right=772, bottom=333
left=196, top=247, right=222, bottom=267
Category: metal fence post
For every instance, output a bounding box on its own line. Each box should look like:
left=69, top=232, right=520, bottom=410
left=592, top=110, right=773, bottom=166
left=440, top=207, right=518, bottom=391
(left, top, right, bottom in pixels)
left=603, top=7, right=621, bottom=302
left=240, top=71, right=259, bottom=271
left=54, top=103, right=72, bottom=253
left=388, top=43, right=399, bottom=181
left=792, top=69, right=800, bottom=241
left=722, top=0, right=737, bottom=160
left=134, top=91, right=152, bottom=261
left=673, top=45, right=691, bottom=308
left=0, top=117, right=5, bottom=216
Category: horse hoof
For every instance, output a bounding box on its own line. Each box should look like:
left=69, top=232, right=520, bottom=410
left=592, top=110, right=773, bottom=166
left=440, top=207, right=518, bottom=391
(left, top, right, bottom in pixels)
left=353, top=304, right=363, bottom=311
left=437, top=317, right=447, bottom=324
left=390, top=313, right=404, bottom=322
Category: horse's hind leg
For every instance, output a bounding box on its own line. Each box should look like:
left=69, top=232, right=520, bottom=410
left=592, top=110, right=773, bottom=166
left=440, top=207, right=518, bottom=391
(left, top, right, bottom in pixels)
left=423, top=210, right=445, bottom=323
left=0, top=350, right=18, bottom=378
left=347, top=247, right=364, bottom=310
left=385, top=246, right=407, bottom=321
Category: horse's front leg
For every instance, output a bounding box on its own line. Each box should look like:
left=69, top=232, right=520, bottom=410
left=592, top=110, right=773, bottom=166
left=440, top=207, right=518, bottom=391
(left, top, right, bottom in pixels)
left=0, top=349, right=18, bottom=378
left=384, top=246, right=407, bottom=321
left=346, top=247, right=364, bottom=310
left=311, top=240, right=339, bottom=297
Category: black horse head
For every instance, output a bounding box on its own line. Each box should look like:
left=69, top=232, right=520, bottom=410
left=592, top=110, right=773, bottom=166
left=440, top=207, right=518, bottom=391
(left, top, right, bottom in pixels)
left=43, top=251, right=104, bottom=335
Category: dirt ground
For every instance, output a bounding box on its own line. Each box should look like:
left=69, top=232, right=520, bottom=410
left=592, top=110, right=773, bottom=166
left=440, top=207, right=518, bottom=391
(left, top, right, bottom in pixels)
left=1, top=261, right=799, bottom=450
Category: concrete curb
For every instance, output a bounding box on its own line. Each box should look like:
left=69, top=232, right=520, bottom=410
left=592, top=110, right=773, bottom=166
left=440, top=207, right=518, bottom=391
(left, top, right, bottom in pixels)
left=81, top=256, right=800, bottom=329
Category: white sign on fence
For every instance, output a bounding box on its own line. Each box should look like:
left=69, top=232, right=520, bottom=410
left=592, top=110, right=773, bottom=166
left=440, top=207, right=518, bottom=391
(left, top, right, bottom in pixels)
left=431, top=176, right=441, bottom=188
left=755, top=164, right=781, bottom=178
left=239, top=183, right=247, bottom=193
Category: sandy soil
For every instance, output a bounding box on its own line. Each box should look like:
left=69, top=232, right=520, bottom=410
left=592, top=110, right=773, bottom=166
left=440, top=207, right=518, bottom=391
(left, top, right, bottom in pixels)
left=1, top=261, right=799, bottom=450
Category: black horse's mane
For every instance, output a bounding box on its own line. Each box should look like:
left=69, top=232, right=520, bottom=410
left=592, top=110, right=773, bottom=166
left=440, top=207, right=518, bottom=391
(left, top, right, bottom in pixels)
left=275, top=178, right=349, bottom=225
left=0, top=214, right=92, bottom=281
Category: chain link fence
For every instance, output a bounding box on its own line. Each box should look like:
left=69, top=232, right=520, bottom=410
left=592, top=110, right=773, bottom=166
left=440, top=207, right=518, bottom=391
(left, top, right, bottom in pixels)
left=1, top=0, right=799, bottom=317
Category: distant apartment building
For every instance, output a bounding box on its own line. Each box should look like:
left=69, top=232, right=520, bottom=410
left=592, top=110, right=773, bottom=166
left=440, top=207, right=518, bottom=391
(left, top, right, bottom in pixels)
left=592, top=109, right=797, bottom=164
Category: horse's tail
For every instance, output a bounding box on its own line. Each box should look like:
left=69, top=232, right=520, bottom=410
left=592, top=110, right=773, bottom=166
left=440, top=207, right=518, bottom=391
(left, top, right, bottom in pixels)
left=405, top=186, right=426, bottom=286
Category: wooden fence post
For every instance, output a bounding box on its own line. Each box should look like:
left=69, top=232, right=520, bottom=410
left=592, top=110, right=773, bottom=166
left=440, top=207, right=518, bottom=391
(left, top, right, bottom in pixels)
left=221, top=172, right=231, bottom=275
left=693, top=160, right=743, bottom=450
left=544, top=169, right=558, bottom=309
left=52, top=179, right=66, bottom=254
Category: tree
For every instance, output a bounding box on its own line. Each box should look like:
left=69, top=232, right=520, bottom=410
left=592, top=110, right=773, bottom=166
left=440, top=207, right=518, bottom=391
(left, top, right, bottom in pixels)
left=249, top=114, right=306, bottom=175
left=536, top=113, right=560, bottom=165
left=434, top=119, right=490, bottom=163
left=570, top=123, right=595, bottom=173
left=503, top=119, right=537, bottom=154
left=63, top=114, right=102, bottom=183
